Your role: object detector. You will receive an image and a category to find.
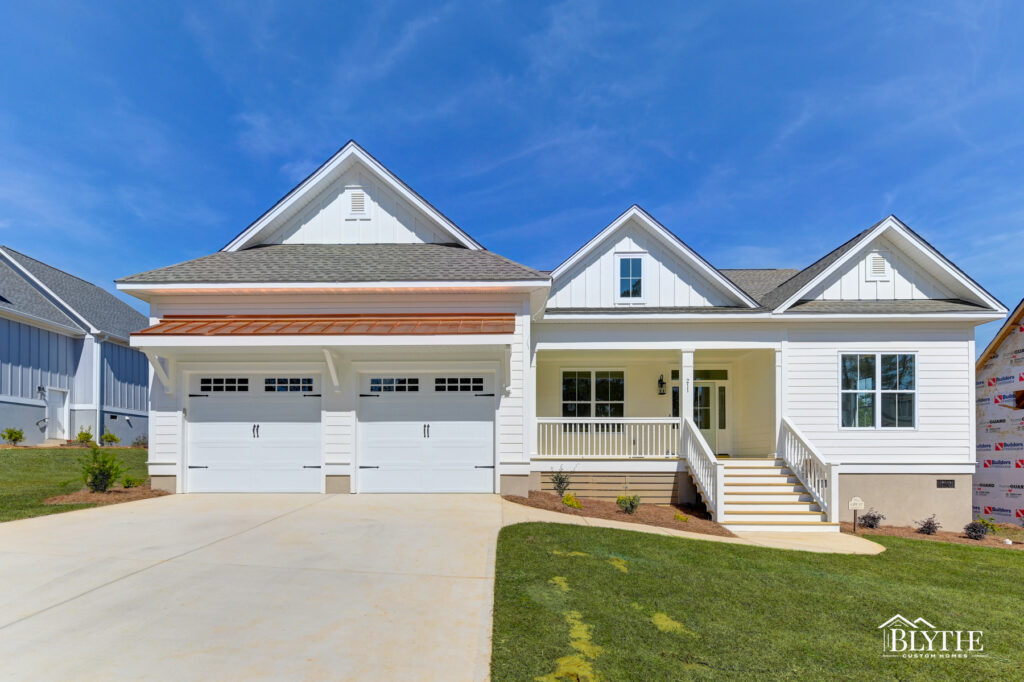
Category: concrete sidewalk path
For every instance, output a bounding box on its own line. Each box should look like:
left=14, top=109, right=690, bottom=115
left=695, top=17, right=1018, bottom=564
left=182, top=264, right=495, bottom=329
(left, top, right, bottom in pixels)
left=500, top=498, right=885, bottom=555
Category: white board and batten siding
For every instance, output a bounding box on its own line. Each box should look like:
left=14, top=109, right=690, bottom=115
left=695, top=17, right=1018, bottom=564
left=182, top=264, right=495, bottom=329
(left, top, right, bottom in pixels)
left=263, top=165, right=453, bottom=246
left=548, top=219, right=736, bottom=309
left=784, top=324, right=975, bottom=465
left=805, top=236, right=955, bottom=302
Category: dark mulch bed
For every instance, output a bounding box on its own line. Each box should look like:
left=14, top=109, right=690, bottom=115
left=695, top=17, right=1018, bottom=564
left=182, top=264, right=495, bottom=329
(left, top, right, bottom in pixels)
left=503, top=490, right=735, bottom=538
left=45, top=484, right=169, bottom=507
left=841, top=522, right=1023, bottom=550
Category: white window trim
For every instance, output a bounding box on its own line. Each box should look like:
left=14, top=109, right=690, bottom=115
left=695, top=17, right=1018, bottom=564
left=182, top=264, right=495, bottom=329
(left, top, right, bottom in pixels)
left=560, top=367, right=627, bottom=418
left=837, top=351, right=918, bottom=431
left=614, top=252, right=646, bottom=305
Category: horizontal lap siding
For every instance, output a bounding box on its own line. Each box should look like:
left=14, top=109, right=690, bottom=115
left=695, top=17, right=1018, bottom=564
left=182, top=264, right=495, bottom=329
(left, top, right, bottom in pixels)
left=101, top=342, right=149, bottom=412
left=497, top=313, right=525, bottom=462
left=785, top=326, right=972, bottom=462
left=0, top=317, right=77, bottom=401
left=539, top=472, right=685, bottom=503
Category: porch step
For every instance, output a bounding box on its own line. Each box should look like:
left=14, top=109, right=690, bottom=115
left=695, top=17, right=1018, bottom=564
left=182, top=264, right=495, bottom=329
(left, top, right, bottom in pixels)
left=725, top=501, right=821, bottom=512
left=42, top=438, right=65, bottom=447
left=722, top=510, right=826, bottom=523
left=725, top=473, right=802, bottom=484
left=723, top=522, right=841, bottom=533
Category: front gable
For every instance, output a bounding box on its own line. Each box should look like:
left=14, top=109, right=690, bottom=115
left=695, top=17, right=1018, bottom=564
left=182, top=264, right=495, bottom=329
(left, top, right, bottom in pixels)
left=548, top=207, right=757, bottom=310
left=224, top=141, right=481, bottom=251
left=775, top=216, right=1005, bottom=313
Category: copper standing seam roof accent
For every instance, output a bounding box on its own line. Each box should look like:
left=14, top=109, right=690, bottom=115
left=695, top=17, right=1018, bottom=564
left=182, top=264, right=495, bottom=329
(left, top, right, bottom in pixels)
left=133, top=313, right=517, bottom=336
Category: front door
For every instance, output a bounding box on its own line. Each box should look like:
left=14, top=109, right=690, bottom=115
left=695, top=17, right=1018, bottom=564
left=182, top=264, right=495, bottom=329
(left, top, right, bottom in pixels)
left=693, top=382, right=717, bottom=452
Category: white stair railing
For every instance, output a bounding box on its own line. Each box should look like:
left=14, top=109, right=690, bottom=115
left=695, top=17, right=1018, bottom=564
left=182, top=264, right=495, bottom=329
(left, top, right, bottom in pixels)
left=682, top=417, right=724, bottom=521
left=778, top=416, right=838, bottom=522
left=536, top=418, right=679, bottom=458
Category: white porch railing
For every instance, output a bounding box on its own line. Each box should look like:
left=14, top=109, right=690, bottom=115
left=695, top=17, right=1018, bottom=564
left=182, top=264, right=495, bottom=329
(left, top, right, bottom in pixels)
left=536, top=418, right=680, bottom=458
left=778, top=416, right=839, bottom=522
left=682, top=417, right=724, bottom=520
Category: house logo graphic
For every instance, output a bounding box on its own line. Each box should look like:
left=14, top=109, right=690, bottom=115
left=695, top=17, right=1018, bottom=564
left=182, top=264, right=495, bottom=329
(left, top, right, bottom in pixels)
left=981, top=459, right=1010, bottom=468
left=1016, top=459, right=1024, bottom=468
left=1017, top=509, right=1024, bottom=519
left=878, top=615, right=983, bottom=658
left=987, top=377, right=998, bottom=387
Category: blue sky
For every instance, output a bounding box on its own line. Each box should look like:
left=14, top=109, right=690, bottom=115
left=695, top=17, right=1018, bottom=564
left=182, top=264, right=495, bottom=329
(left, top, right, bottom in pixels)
left=1, top=2, right=1022, bottom=347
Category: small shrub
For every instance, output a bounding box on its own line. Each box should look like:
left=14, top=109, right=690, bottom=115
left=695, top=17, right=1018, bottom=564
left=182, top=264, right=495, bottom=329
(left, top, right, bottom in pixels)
left=131, top=435, right=148, bottom=448
left=561, top=493, right=582, bottom=509
left=976, top=516, right=1001, bottom=534
left=550, top=469, right=572, bottom=497
left=79, top=442, right=127, bottom=493
left=100, top=430, right=120, bottom=445
left=964, top=521, right=989, bottom=541
left=122, top=475, right=145, bottom=489
left=673, top=512, right=689, bottom=523
left=76, top=426, right=93, bottom=444
left=616, top=494, right=641, bottom=514
left=1, top=427, right=25, bottom=445
left=858, top=508, right=885, bottom=529
left=915, top=514, right=941, bottom=535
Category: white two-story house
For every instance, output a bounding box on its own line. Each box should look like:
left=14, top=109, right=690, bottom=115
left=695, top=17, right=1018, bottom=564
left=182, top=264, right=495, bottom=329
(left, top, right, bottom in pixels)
left=117, top=142, right=1005, bottom=532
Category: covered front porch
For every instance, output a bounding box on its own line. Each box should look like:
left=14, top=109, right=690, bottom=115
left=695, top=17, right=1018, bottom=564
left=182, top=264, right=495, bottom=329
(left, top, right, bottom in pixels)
left=532, top=348, right=780, bottom=460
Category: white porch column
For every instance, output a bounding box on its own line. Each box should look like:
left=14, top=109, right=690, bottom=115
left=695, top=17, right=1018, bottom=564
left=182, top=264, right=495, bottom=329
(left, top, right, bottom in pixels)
left=527, top=347, right=538, bottom=457
left=680, top=349, right=694, bottom=425
left=774, top=348, right=784, bottom=446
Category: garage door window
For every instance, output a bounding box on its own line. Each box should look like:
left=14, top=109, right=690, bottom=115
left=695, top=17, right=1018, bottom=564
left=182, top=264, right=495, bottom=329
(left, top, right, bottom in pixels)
left=369, top=377, right=419, bottom=392
left=200, top=377, right=249, bottom=392
left=265, top=377, right=315, bottom=393
left=435, top=377, right=485, bottom=392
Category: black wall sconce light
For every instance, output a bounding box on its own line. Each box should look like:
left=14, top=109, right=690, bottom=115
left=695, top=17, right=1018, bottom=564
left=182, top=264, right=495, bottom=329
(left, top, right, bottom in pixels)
left=657, top=374, right=666, bottom=395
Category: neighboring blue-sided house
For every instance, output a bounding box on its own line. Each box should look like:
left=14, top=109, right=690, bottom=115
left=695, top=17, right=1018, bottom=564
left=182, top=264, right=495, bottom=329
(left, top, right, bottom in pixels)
left=0, top=246, right=149, bottom=445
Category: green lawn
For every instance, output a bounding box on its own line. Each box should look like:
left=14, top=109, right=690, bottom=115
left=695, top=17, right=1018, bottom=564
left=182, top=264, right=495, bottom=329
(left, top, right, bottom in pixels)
left=0, top=447, right=148, bottom=522
left=492, top=523, right=1024, bottom=681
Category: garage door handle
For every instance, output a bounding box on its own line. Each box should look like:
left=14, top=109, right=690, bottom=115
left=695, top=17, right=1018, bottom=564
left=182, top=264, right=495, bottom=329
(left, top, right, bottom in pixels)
left=188, top=465, right=209, bottom=469
left=474, top=465, right=495, bottom=469
left=189, top=393, right=208, bottom=398
left=303, top=465, right=321, bottom=469
left=359, top=393, right=379, bottom=398
left=359, top=465, right=379, bottom=469
left=475, top=393, right=495, bottom=397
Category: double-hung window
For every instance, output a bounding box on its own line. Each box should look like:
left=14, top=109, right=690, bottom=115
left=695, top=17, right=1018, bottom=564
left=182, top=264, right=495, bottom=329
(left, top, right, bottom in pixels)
left=840, top=353, right=916, bottom=428
left=616, top=254, right=643, bottom=302
left=562, top=370, right=625, bottom=430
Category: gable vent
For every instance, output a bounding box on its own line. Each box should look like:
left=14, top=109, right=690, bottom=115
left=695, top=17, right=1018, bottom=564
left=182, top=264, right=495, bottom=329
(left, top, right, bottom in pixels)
left=865, top=252, right=891, bottom=282
left=350, top=190, right=366, bottom=215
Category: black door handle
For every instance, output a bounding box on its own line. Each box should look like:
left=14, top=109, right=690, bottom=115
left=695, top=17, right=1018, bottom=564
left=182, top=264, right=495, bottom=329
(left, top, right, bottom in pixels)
left=188, top=465, right=209, bottom=469
left=252, top=424, right=256, bottom=438
left=256, top=424, right=260, bottom=438
left=426, top=423, right=430, bottom=438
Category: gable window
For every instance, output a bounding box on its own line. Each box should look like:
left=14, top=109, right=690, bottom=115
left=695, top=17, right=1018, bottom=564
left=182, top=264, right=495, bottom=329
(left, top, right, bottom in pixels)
left=615, top=254, right=643, bottom=302
left=840, top=353, right=915, bottom=428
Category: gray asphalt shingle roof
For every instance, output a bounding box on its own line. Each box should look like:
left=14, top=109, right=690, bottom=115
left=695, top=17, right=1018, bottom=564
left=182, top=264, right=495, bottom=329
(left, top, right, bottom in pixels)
left=720, top=269, right=801, bottom=304
left=0, top=258, right=80, bottom=330
left=117, top=243, right=548, bottom=284
left=785, top=299, right=988, bottom=314
left=1, top=247, right=148, bottom=339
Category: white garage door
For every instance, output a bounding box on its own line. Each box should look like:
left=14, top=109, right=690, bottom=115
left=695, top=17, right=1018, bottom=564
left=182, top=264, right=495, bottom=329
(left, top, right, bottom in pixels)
left=357, top=373, right=495, bottom=493
left=187, top=375, right=322, bottom=493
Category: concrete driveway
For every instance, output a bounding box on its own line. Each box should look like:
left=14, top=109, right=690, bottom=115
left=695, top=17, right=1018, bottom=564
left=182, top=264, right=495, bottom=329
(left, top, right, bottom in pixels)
left=0, top=494, right=503, bottom=681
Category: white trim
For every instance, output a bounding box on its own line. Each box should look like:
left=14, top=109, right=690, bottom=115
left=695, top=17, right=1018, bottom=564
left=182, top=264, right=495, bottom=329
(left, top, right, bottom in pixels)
left=0, top=247, right=99, bottom=334
left=548, top=206, right=759, bottom=309
left=539, top=311, right=1005, bottom=322
left=773, top=216, right=1006, bottom=314
left=101, top=406, right=149, bottom=418
left=530, top=458, right=686, bottom=473
left=839, top=463, right=975, bottom=474
left=222, top=141, right=483, bottom=251
left=0, top=308, right=85, bottom=337
left=117, top=280, right=547, bottom=293
left=131, top=335, right=515, bottom=349
left=0, top=395, right=46, bottom=408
